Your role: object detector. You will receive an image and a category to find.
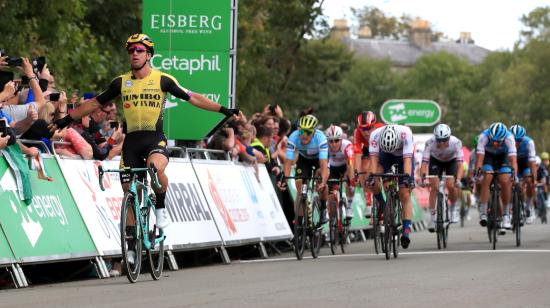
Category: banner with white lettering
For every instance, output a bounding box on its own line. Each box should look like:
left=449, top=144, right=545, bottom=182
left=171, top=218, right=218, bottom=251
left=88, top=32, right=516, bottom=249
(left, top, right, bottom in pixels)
left=163, top=159, right=223, bottom=249
left=239, top=164, right=292, bottom=241
left=58, top=159, right=124, bottom=256
left=191, top=161, right=263, bottom=244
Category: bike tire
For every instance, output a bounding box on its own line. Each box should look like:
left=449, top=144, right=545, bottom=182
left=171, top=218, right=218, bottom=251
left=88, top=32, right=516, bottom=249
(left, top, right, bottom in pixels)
left=513, top=188, right=521, bottom=247
left=329, top=216, right=337, bottom=255
left=392, top=195, right=401, bottom=259
left=384, top=196, right=392, bottom=260
left=120, top=193, right=142, bottom=283
left=371, top=199, right=380, bottom=254
left=443, top=197, right=448, bottom=249
left=490, top=190, right=498, bottom=250
left=339, top=200, right=347, bottom=254
left=460, top=197, right=466, bottom=228
left=293, top=202, right=307, bottom=260
left=146, top=200, right=165, bottom=280
left=436, top=194, right=443, bottom=250
left=310, top=196, right=323, bottom=259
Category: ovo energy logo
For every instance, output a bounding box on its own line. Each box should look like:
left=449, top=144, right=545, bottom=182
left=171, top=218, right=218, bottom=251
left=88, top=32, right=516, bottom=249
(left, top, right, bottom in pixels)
left=150, top=14, right=222, bottom=34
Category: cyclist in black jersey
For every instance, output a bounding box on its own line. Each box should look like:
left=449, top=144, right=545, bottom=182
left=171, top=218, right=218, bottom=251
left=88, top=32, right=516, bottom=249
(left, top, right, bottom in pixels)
left=51, top=33, right=238, bottom=230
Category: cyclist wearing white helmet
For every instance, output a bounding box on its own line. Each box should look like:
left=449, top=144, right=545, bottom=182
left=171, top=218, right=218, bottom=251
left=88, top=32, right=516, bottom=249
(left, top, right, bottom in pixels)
left=510, top=124, right=538, bottom=223
left=420, top=124, right=465, bottom=230
left=367, top=124, right=415, bottom=249
left=475, top=122, right=517, bottom=229
left=324, top=125, right=355, bottom=220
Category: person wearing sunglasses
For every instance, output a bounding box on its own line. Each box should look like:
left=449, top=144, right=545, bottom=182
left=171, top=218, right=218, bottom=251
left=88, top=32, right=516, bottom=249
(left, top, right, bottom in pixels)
left=324, top=125, right=355, bottom=220
left=419, top=124, right=465, bottom=231
left=278, top=114, right=330, bottom=225
left=474, top=122, right=518, bottom=229
left=510, top=124, right=537, bottom=224
left=367, top=124, right=415, bottom=249
left=51, top=33, right=239, bottom=233
left=352, top=111, right=385, bottom=218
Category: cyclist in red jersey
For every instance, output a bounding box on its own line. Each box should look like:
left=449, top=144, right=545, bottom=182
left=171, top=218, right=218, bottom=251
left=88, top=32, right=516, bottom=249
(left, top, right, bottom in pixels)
left=353, top=111, right=385, bottom=217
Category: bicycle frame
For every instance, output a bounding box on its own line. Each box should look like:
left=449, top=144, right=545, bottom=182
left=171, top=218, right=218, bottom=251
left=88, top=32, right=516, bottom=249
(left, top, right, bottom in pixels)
left=425, top=173, right=454, bottom=249
left=483, top=170, right=512, bottom=249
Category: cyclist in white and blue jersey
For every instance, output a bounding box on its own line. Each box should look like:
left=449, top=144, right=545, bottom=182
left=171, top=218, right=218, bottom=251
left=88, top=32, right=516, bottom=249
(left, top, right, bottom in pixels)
left=278, top=114, right=329, bottom=225
left=475, top=122, right=518, bottom=229
left=510, top=125, right=537, bottom=223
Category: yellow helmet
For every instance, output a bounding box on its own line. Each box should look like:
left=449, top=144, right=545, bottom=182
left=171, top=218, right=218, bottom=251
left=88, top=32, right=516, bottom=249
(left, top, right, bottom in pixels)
left=541, top=152, right=549, bottom=160
left=299, top=114, right=318, bottom=130
left=125, top=33, right=155, bottom=54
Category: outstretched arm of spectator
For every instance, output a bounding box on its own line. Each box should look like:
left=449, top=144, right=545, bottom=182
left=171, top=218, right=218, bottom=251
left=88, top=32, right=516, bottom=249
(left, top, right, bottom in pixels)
left=18, top=58, right=45, bottom=111
left=13, top=104, right=37, bottom=135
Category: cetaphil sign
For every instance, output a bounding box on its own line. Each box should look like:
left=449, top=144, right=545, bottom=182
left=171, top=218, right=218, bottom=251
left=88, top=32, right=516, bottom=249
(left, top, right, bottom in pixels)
left=143, top=0, right=237, bottom=140
left=380, top=99, right=441, bottom=126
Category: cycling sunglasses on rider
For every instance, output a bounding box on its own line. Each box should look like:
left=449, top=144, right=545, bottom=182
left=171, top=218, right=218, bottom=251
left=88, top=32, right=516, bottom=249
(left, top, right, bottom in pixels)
left=127, top=46, right=147, bottom=54
left=299, top=128, right=314, bottom=136
left=328, top=139, right=341, bottom=144
left=360, top=126, right=373, bottom=132
left=436, top=137, right=450, bottom=143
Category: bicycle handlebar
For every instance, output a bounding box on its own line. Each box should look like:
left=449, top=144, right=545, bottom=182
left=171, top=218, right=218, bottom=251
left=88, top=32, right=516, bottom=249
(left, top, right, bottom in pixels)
left=97, top=164, right=161, bottom=191
left=370, top=172, right=409, bottom=178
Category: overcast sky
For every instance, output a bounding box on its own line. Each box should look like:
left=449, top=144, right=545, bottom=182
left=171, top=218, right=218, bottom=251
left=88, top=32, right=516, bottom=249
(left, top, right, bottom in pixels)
left=321, top=0, right=548, bottom=51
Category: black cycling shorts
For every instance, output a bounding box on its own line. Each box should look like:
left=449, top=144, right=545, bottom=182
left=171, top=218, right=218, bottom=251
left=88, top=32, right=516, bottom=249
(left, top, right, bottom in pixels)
left=328, top=165, right=348, bottom=193
left=428, top=157, right=458, bottom=176
left=295, top=156, right=320, bottom=180
left=120, top=131, right=169, bottom=183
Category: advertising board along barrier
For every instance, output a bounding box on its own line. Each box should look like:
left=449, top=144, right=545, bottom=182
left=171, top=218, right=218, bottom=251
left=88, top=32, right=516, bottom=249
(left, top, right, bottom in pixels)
left=0, top=156, right=97, bottom=263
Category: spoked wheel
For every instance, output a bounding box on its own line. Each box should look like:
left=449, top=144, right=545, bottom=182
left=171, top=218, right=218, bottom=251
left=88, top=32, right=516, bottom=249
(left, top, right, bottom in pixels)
left=513, top=192, right=522, bottom=247
left=338, top=200, right=348, bottom=254
left=488, top=197, right=498, bottom=250
left=310, top=196, right=323, bottom=259
left=120, top=193, right=142, bottom=283
left=383, top=198, right=392, bottom=260
left=460, top=201, right=466, bottom=228
left=146, top=202, right=165, bottom=280
left=436, top=195, right=444, bottom=250
left=293, top=200, right=307, bottom=260
left=392, top=200, right=401, bottom=259
left=372, top=202, right=381, bottom=255
left=329, top=215, right=337, bottom=255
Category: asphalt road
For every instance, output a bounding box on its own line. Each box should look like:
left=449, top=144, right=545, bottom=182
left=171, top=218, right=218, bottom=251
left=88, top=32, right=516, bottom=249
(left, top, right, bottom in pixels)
left=1, top=213, right=549, bottom=308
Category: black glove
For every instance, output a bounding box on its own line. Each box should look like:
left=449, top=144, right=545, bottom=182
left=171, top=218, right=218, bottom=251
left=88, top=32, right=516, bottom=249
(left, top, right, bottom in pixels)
left=52, top=114, right=74, bottom=130
left=219, top=106, right=239, bottom=117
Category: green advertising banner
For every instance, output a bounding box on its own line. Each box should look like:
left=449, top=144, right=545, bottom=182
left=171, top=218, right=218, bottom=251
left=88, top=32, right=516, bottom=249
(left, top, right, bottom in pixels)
left=0, top=227, right=15, bottom=265
left=0, top=157, right=97, bottom=263
left=143, top=0, right=236, bottom=140
left=151, top=50, right=230, bottom=139
left=380, top=99, right=441, bottom=126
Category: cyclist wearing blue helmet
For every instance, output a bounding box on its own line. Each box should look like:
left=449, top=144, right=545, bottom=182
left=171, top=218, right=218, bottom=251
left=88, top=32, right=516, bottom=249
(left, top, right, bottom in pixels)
left=474, top=122, right=517, bottom=230
left=510, top=124, right=537, bottom=223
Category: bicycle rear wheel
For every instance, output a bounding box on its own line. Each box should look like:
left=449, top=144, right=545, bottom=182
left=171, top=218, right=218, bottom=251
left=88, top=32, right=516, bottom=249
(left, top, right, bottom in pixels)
left=310, top=196, right=322, bottom=259
left=338, top=200, right=347, bottom=254
left=120, top=193, right=142, bottom=283
left=146, top=200, right=165, bottom=280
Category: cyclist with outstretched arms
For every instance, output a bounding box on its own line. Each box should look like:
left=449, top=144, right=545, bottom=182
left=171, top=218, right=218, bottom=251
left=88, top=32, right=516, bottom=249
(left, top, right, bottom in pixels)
left=51, top=34, right=238, bottom=230
left=475, top=122, right=517, bottom=229
left=324, top=125, right=355, bottom=220
left=352, top=111, right=385, bottom=217
left=278, top=115, right=329, bottom=225
left=367, top=125, right=415, bottom=249
left=420, top=124, right=464, bottom=231
left=510, top=125, right=537, bottom=224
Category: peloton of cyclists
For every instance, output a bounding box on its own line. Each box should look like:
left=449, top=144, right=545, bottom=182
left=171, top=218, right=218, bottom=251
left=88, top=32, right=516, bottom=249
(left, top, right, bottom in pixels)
left=324, top=124, right=356, bottom=220
left=420, top=124, right=465, bottom=231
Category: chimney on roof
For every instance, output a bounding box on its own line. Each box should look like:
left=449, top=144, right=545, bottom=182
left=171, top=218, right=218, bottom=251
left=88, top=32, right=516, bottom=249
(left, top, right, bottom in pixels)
left=409, top=18, right=432, bottom=49
left=330, top=19, right=350, bottom=40
left=457, top=32, right=474, bottom=44
left=358, top=26, right=372, bottom=39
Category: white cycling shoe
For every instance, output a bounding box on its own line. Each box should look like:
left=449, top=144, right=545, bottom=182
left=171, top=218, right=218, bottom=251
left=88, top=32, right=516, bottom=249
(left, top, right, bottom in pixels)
left=155, top=208, right=171, bottom=229
left=502, top=215, right=512, bottom=230
left=450, top=206, right=460, bottom=223
left=127, top=250, right=136, bottom=265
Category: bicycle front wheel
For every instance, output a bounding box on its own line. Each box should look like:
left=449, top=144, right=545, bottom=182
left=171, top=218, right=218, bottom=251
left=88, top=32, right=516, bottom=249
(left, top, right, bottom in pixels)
left=293, top=199, right=307, bottom=260
left=512, top=189, right=522, bottom=247
left=436, top=194, right=444, bottom=250
left=338, top=200, right=348, bottom=254
left=383, top=196, right=392, bottom=260
left=146, top=200, right=165, bottom=280
left=372, top=201, right=381, bottom=255
left=310, top=196, right=322, bottom=259
left=121, top=193, right=142, bottom=283
left=329, top=215, right=337, bottom=255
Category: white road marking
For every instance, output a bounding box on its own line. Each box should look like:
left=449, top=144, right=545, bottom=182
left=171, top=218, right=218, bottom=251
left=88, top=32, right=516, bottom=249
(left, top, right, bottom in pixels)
left=236, top=249, right=550, bottom=263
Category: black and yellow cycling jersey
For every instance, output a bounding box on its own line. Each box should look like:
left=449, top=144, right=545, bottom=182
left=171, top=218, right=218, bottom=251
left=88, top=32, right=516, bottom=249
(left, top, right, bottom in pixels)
left=96, top=68, right=191, bottom=133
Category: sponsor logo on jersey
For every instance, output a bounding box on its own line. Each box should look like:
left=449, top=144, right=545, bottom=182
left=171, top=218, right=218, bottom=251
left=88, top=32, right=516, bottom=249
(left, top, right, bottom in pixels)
left=401, top=132, right=407, bottom=140
left=124, top=102, right=131, bottom=109
left=125, top=80, right=133, bottom=87
left=158, top=140, right=167, bottom=147
left=371, top=140, right=377, bottom=147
